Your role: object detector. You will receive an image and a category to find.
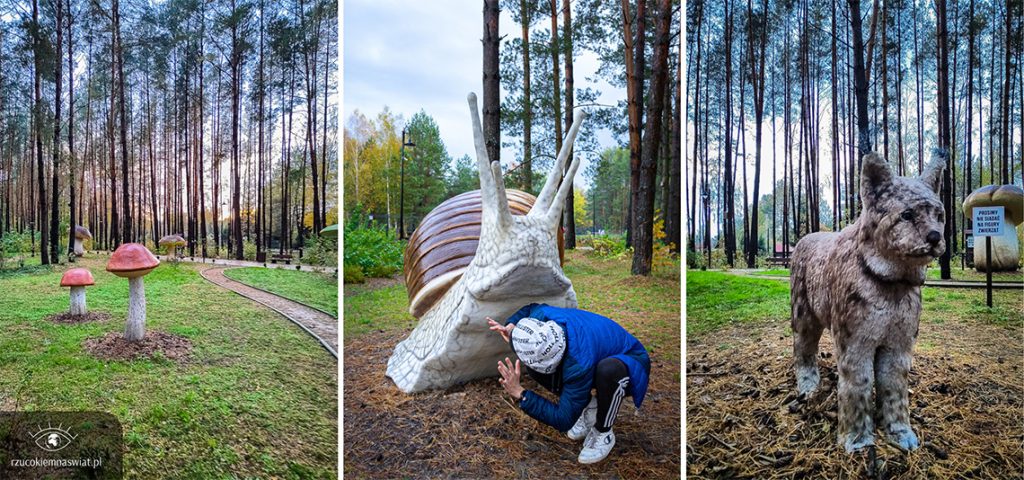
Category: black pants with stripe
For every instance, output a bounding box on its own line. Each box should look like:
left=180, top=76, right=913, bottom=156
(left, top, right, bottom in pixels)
left=526, top=357, right=631, bottom=433
left=594, top=357, right=630, bottom=433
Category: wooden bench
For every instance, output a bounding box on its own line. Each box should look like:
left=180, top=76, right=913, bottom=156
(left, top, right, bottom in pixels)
left=765, top=254, right=791, bottom=268
left=270, top=253, right=294, bottom=265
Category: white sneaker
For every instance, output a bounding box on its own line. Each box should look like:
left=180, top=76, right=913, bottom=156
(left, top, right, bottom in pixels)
left=578, top=428, right=615, bottom=464
left=567, top=397, right=598, bottom=440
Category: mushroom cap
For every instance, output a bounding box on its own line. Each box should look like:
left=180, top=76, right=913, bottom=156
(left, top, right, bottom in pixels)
left=74, top=226, right=93, bottom=240
left=158, top=234, right=187, bottom=247
left=106, top=243, right=160, bottom=278
left=60, top=268, right=95, bottom=287
left=963, top=184, right=1024, bottom=226
left=319, top=224, right=338, bottom=239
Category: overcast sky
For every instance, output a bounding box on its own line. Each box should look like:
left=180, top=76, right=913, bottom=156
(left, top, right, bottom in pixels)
left=342, top=0, right=625, bottom=189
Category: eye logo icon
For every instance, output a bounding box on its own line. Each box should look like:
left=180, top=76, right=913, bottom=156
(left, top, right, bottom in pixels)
left=30, top=423, right=77, bottom=452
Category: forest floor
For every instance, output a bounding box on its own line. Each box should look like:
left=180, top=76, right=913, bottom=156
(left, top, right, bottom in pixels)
left=343, top=250, right=681, bottom=479
left=686, top=270, right=1023, bottom=479
left=0, top=256, right=338, bottom=478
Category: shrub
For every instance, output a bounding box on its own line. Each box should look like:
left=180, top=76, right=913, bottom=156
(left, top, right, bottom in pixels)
left=651, top=218, right=677, bottom=272
left=586, top=235, right=628, bottom=259
left=243, top=241, right=258, bottom=261
left=686, top=248, right=705, bottom=270
left=0, top=231, right=33, bottom=268
left=304, top=235, right=339, bottom=267
left=343, top=264, right=365, bottom=284
left=343, top=220, right=403, bottom=279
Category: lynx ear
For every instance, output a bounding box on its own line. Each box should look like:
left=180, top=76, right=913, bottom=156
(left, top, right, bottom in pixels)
left=861, top=152, right=892, bottom=197
left=920, top=148, right=947, bottom=193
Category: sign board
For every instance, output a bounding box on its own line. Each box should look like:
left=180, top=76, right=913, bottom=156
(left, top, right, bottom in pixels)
left=972, top=206, right=1005, bottom=237
left=966, top=235, right=975, bottom=248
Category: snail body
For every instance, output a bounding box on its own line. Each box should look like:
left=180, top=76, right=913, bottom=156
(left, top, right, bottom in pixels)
left=386, top=94, right=586, bottom=392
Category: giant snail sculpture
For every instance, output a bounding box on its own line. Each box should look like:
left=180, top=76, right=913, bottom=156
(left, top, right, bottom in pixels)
left=386, top=93, right=586, bottom=393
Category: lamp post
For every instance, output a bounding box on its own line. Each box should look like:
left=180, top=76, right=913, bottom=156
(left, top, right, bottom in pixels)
left=701, top=187, right=710, bottom=268
left=399, top=127, right=416, bottom=239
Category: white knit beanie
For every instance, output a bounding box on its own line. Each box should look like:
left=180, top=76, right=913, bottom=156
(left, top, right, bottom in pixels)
left=511, top=318, right=566, bottom=374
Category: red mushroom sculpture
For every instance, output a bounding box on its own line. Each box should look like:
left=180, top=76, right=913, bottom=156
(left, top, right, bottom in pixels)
left=106, top=243, right=160, bottom=342
left=60, top=268, right=95, bottom=316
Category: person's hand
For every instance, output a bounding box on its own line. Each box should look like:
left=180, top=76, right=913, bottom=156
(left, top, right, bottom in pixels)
left=487, top=317, right=514, bottom=344
left=497, top=357, right=524, bottom=400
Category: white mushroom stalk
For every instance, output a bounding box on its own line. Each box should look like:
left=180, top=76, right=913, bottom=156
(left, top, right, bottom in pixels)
left=125, top=276, right=146, bottom=341
left=106, top=243, right=160, bottom=343
left=70, top=286, right=87, bottom=315
left=61, top=268, right=95, bottom=316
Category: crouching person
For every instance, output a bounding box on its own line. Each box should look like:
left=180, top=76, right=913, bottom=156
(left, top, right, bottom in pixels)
left=487, top=303, right=651, bottom=464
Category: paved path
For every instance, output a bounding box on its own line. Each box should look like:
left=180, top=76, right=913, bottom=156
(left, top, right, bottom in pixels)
left=723, top=269, right=1024, bottom=289
left=200, top=266, right=338, bottom=358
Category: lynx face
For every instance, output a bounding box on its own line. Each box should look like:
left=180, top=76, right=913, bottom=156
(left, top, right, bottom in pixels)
left=860, top=151, right=947, bottom=266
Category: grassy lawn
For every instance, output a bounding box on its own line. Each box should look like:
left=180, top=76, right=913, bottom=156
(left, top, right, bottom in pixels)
left=344, top=250, right=681, bottom=361
left=0, top=257, right=337, bottom=479
left=925, top=267, right=1024, bottom=282
left=224, top=267, right=338, bottom=317
left=687, top=270, right=1024, bottom=335
left=749, top=266, right=1024, bottom=282
left=685, top=271, right=791, bottom=335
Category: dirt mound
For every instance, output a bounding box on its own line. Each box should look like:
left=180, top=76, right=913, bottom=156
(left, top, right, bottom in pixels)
left=83, top=331, right=193, bottom=362
left=686, top=320, right=1023, bottom=478
left=344, top=330, right=680, bottom=479
left=46, top=311, right=111, bottom=324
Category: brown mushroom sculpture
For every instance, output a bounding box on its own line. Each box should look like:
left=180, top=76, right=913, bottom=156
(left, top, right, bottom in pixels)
left=963, top=184, right=1024, bottom=271
left=61, top=268, right=95, bottom=316
left=158, top=234, right=187, bottom=258
left=73, top=226, right=92, bottom=257
left=106, top=243, right=160, bottom=341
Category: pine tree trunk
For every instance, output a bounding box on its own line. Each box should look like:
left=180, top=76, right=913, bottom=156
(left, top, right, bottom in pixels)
left=520, top=0, right=533, bottom=193
left=562, top=0, right=576, bottom=248
left=33, top=0, right=49, bottom=265
left=631, top=0, right=671, bottom=276
left=483, top=0, right=501, bottom=166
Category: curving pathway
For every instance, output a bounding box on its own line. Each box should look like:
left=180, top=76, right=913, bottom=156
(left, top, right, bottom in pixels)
left=200, top=266, right=338, bottom=358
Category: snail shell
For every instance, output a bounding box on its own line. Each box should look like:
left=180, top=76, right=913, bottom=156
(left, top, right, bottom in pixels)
left=404, top=189, right=564, bottom=319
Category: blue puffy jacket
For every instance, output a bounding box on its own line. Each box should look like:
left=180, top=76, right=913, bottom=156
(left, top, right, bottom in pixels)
left=506, top=303, right=651, bottom=432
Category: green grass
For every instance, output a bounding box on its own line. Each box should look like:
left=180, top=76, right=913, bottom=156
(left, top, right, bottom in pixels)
left=343, top=251, right=682, bottom=362
left=343, top=283, right=418, bottom=337
left=749, top=266, right=1024, bottom=283
left=0, top=257, right=337, bottom=479
left=223, top=267, right=338, bottom=317
left=685, top=271, right=791, bottom=335
left=687, top=270, right=1024, bottom=336
left=925, top=267, right=1024, bottom=282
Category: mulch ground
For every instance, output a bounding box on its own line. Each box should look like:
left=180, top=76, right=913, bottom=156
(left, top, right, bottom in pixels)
left=342, top=275, right=402, bottom=298
left=686, top=318, right=1023, bottom=479
left=344, top=330, right=681, bottom=479
left=83, top=331, right=193, bottom=362
left=46, top=311, right=111, bottom=324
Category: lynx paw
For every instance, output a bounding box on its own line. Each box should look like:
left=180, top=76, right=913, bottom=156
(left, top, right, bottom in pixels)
left=885, top=424, right=920, bottom=451
left=841, top=431, right=875, bottom=452
left=795, top=366, right=820, bottom=395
